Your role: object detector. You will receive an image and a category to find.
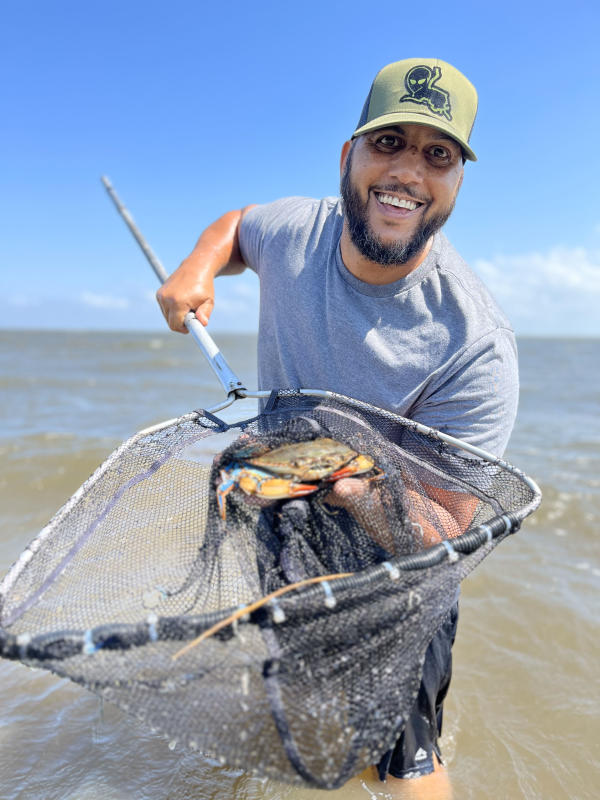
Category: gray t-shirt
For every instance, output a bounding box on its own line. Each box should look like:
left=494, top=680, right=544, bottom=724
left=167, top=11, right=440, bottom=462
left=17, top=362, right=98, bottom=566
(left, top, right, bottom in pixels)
left=239, top=196, right=518, bottom=456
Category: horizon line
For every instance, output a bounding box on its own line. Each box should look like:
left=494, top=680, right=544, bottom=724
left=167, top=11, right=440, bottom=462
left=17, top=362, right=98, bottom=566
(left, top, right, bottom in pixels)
left=0, top=327, right=598, bottom=341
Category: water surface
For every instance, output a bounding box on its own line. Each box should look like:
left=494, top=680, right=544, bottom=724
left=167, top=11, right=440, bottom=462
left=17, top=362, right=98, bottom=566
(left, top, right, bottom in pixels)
left=0, top=332, right=597, bottom=799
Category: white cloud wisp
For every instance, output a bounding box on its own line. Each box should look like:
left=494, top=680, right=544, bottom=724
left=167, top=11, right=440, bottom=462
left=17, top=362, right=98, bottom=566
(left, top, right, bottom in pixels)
left=473, top=245, right=600, bottom=336
left=80, top=291, right=130, bottom=311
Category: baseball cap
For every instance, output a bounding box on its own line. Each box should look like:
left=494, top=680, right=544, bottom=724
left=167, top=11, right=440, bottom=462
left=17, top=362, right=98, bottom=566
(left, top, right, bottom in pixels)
left=352, top=58, right=478, bottom=161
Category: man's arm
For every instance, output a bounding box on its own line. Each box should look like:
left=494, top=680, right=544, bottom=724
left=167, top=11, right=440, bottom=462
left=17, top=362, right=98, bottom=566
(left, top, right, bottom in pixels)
left=156, top=205, right=256, bottom=333
left=327, top=479, right=477, bottom=553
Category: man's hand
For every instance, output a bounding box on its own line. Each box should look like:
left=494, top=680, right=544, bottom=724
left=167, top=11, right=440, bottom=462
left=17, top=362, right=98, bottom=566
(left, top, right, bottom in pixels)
left=325, top=477, right=396, bottom=553
left=157, top=264, right=216, bottom=333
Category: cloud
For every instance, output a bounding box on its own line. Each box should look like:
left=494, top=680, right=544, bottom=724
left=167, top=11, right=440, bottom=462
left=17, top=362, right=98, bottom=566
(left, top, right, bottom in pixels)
left=216, top=292, right=259, bottom=319
left=208, top=273, right=260, bottom=331
left=80, top=291, right=130, bottom=310
left=473, top=246, right=600, bottom=336
left=8, top=293, right=41, bottom=308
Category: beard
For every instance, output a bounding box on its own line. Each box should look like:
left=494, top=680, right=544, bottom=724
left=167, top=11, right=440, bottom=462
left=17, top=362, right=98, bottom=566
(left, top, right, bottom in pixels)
left=340, top=148, right=457, bottom=267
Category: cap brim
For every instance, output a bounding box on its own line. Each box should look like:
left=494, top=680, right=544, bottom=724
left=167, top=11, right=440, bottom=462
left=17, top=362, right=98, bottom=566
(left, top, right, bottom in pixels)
left=352, top=111, right=477, bottom=162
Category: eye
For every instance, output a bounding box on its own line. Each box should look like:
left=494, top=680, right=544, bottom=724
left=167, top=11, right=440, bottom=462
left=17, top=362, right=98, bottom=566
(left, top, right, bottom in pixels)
left=427, top=145, right=453, bottom=165
left=374, top=134, right=404, bottom=151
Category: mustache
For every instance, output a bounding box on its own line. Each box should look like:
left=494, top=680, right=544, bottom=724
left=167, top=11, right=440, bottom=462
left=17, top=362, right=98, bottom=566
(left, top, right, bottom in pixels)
left=370, top=184, right=431, bottom=205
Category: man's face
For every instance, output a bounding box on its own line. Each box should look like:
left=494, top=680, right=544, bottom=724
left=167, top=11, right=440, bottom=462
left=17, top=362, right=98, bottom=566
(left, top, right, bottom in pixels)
left=340, top=124, right=464, bottom=267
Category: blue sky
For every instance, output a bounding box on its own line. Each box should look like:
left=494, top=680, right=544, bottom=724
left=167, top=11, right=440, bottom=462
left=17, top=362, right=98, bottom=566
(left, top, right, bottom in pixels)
left=1, top=0, right=599, bottom=336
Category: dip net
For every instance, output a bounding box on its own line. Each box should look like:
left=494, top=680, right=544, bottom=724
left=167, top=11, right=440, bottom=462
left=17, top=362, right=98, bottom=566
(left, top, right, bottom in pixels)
left=0, top=390, right=540, bottom=789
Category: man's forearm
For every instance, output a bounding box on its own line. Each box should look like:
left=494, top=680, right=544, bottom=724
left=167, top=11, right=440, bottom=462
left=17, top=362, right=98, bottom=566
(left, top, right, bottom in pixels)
left=183, top=206, right=255, bottom=279
left=156, top=205, right=256, bottom=331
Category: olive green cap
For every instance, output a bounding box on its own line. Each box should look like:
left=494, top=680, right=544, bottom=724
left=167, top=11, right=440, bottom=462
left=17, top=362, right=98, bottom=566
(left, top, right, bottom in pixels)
left=352, top=58, right=478, bottom=161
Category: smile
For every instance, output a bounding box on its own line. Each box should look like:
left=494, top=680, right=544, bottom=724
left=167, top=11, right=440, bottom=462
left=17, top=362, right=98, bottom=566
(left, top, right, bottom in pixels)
left=373, top=191, right=428, bottom=217
left=375, top=192, right=420, bottom=210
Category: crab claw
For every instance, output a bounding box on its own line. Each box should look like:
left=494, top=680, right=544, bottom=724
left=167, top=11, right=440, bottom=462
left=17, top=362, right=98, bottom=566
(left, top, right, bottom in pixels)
left=326, top=454, right=375, bottom=481
left=245, top=476, right=318, bottom=500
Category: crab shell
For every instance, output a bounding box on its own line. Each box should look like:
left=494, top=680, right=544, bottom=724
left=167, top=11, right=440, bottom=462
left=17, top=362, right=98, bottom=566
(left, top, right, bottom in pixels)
left=243, top=437, right=373, bottom=481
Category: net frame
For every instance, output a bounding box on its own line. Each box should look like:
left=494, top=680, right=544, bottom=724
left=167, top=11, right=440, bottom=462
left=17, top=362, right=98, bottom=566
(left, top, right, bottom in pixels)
left=0, top=386, right=540, bottom=661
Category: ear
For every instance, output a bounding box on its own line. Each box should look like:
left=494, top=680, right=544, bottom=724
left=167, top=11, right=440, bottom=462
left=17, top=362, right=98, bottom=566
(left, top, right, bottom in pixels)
left=340, top=140, right=352, bottom=176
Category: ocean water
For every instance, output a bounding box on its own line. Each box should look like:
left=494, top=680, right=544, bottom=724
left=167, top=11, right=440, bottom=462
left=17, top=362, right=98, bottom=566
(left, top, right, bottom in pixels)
left=0, top=330, right=598, bottom=800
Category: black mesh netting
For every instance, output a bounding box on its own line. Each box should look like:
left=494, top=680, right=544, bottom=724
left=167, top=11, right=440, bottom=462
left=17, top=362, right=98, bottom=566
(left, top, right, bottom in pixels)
left=0, top=391, right=540, bottom=789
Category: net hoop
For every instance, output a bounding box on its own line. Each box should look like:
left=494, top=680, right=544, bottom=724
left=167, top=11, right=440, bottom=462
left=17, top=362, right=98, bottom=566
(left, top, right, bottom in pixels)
left=0, top=388, right=541, bottom=664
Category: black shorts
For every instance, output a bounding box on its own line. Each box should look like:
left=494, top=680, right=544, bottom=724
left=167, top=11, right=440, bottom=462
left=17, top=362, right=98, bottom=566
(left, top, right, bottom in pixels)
left=377, top=602, right=459, bottom=781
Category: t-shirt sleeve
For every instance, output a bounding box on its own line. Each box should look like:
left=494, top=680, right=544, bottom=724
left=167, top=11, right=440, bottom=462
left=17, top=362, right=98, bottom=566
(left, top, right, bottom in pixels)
left=239, top=197, right=317, bottom=275
left=409, top=328, right=519, bottom=457
left=238, top=204, right=267, bottom=273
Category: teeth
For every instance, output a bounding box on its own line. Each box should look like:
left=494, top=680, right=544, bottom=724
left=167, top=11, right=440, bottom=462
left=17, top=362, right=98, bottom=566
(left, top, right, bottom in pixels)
left=377, top=193, right=419, bottom=211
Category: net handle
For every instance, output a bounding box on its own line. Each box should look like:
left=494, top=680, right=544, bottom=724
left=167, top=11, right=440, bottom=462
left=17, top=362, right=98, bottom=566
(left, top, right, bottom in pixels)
left=101, top=175, right=245, bottom=397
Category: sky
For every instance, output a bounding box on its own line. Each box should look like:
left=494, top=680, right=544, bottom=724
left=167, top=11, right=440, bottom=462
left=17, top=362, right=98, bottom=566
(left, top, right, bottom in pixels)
left=1, top=0, right=599, bottom=337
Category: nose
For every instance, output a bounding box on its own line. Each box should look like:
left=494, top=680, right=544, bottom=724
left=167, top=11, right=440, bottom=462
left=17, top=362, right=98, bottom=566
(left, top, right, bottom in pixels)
left=387, top=146, right=425, bottom=184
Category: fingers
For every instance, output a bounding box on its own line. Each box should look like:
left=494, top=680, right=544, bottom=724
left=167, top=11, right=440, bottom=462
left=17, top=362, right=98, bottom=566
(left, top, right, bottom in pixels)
left=325, top=478, right=395, bottom=552
left=324, top=477, right=370, bottom=508
left=155, top=286, right=189, bottom=333
left=194, top=297, right=214, bottom=328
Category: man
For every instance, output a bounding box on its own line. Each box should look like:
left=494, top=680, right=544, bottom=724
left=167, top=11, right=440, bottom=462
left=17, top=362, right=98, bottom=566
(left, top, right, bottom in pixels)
left=157, top=58, right=518, bottom=798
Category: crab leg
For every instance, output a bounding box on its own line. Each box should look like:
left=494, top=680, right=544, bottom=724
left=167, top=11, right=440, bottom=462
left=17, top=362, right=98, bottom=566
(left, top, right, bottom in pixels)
left=217, top=472, right=238, bottom=521
left=217, top=466, right=319, bottom=523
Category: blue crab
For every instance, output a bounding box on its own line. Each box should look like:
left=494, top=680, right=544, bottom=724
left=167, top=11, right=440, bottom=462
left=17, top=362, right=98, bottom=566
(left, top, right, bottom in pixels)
left=216, top=437, right=376, bottom=521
